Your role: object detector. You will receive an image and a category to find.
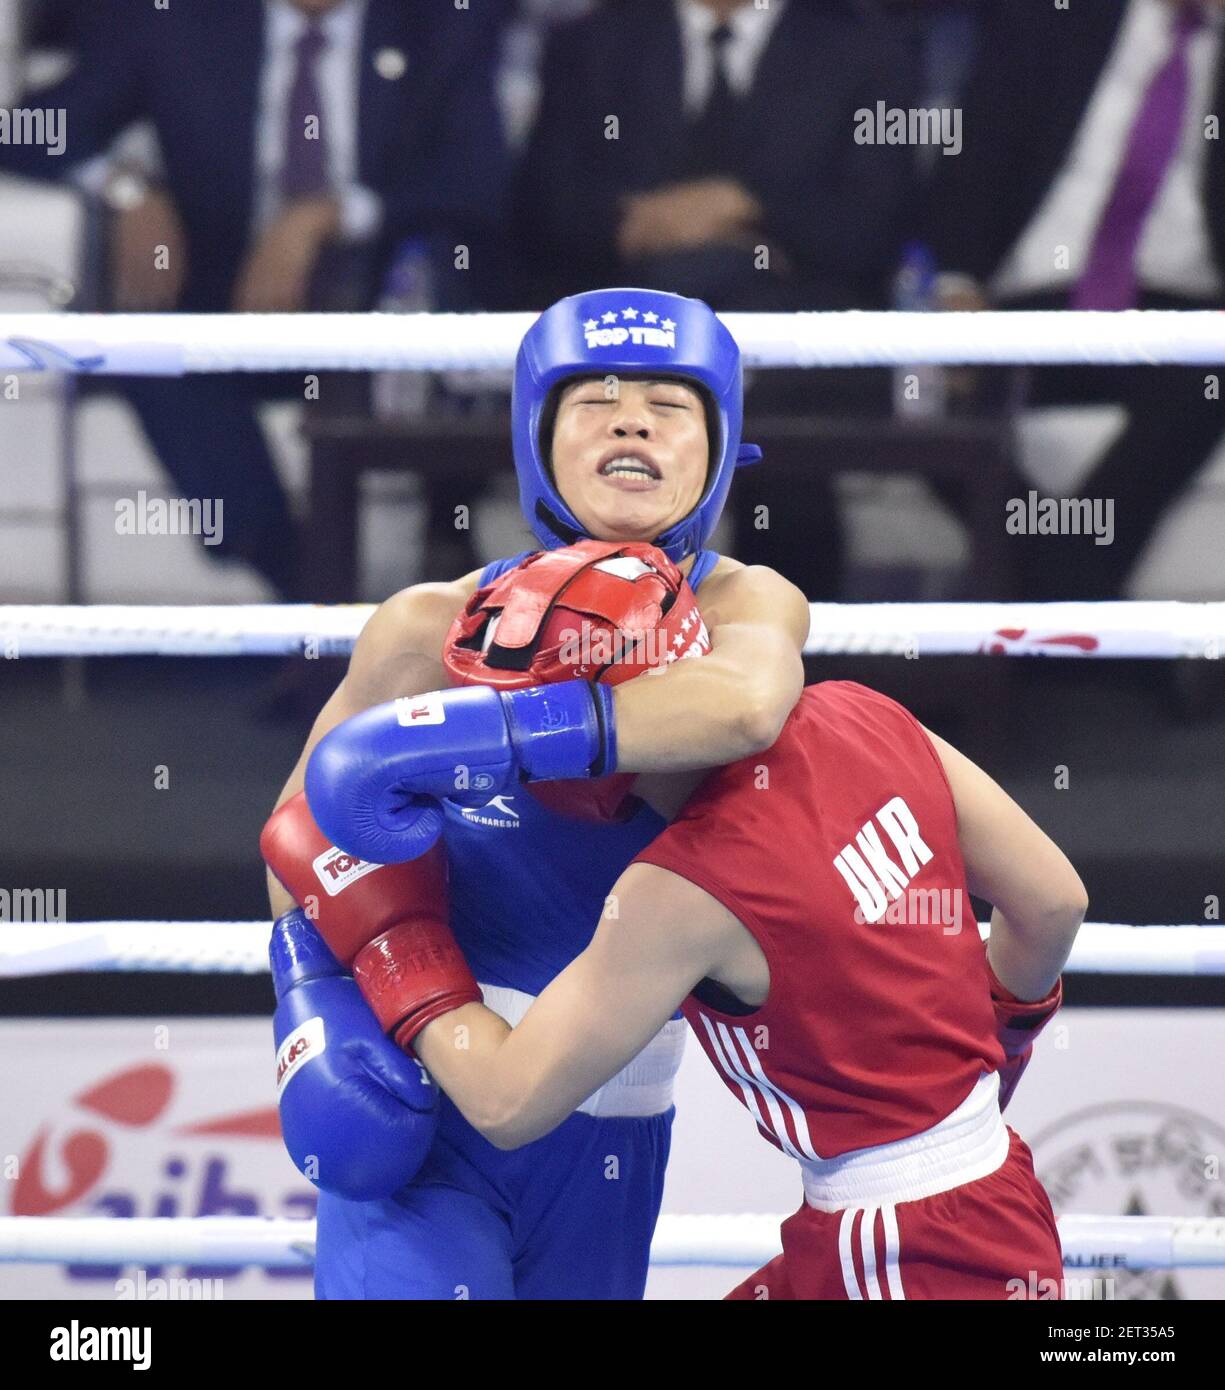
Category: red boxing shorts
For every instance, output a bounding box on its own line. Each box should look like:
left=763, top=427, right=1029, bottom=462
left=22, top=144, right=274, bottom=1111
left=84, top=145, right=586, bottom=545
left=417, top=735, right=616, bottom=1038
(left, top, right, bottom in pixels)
left=727, top=1129, right=1063, bottom=1301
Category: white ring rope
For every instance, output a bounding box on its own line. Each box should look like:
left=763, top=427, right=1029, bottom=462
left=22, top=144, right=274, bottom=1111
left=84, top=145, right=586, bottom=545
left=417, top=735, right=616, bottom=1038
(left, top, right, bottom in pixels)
left=0, top=603, right=365, bottom=658
left=0, top=1213, right=1222, bottom=1271
left=0, top=923, right=1221, bottom=978
left=0, top=923, right=270, bottom=977
left=3, top=601, right=1223, bottom=659
left=3, top=310, right=1225, bottom=374
left=0, top=1217, right=316, bottom=1268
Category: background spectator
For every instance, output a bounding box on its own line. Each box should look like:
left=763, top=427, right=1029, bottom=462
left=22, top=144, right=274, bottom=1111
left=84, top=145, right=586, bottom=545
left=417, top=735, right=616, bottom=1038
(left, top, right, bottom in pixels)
left=928, top=0, right=1225, bottom=600
left=510, top=0, right=923, bottom=599
left=0, top=0, right=508, bottom=596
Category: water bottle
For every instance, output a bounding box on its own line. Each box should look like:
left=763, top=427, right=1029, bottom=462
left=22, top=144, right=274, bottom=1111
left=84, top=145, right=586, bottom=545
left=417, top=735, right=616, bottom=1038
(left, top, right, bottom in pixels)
left=892, top=241, right=946, bottom=420
left=373, top=237, right=433, bottom=420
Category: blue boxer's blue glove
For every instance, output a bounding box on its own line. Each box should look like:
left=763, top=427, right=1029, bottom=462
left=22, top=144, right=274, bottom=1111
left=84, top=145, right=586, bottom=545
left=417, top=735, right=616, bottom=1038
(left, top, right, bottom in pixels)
left=304, top=681, right=616, bottom=863
left=271, top=909, right=438, bottom=1201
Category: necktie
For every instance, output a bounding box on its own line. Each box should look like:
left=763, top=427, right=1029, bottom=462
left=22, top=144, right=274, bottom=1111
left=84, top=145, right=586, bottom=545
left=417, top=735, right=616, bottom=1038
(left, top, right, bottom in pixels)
left=1072, top=4, right=1204, bottom=309
left=281, top=21, right=329, bottom=201
left=685, top=23, right=737, bottom=178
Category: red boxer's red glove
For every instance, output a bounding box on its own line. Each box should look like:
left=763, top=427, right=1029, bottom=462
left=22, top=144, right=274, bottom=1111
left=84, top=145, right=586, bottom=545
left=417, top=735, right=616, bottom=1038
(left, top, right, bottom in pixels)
left=261, top=793, right=480, bottom=1051
left=986, top=958, right=1062, bottom=1111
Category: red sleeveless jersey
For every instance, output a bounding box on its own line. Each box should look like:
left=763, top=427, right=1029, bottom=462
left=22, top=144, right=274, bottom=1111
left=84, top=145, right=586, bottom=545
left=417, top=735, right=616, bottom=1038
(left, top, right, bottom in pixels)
left=633, top=680, right=1006, bottom=1161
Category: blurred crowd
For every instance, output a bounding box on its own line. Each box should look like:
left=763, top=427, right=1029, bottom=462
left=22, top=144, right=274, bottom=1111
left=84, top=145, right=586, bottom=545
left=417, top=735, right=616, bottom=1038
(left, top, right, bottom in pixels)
left=2, top=0, right=1224, bottom=606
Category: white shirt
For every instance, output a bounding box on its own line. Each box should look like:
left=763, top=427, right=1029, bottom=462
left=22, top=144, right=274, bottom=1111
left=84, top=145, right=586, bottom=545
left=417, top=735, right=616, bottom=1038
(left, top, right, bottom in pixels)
left=257, top=0, right=381, bottom=240
left=993, top=0, right=1224, bottom=301
left=674, top=0, right=788, bottom=116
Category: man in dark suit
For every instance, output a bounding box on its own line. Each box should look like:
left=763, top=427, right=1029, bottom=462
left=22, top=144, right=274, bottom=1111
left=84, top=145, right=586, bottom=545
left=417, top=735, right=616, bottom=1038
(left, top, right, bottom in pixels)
left=930, top=0, right=1225, bottom=600
left=2, top=0, right=508, bottom=597
left=512, top=0, right=921, bottom=599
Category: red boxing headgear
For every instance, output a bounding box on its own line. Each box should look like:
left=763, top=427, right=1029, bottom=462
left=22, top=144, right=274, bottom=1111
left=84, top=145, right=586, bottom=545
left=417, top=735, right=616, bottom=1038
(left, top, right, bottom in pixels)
left=443, top=539, right=710, bottom=821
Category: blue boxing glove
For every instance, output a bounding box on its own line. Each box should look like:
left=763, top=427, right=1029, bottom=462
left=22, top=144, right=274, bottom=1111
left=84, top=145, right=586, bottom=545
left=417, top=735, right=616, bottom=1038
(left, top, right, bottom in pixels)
left=305, top=681, right=616, bottom=863
left=271, top=909, right=438, bottom=1201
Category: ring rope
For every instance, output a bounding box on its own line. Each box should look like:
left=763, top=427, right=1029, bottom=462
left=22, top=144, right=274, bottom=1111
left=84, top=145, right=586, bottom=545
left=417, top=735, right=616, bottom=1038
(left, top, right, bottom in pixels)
left=0, top=923, right=1221, bottom=978
left=1, top=1213, right=1222, bottom=1270
left=3, top=601, right=1223, bottom=659
left=3, top=309, right=1225, bottom=374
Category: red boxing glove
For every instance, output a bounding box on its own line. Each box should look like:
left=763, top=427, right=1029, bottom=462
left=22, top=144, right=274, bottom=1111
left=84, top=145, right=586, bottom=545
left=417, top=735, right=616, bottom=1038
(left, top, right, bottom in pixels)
left=443, top=539, right=710, bottom=825
left=986, top=958, right=1062, bottom=1111
left=260, top=793, right=481, bottom=1051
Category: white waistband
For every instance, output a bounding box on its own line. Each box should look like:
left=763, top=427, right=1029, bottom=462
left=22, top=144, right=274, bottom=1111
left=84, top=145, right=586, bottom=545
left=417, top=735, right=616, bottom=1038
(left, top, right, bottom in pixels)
left=478, top=981, right=685, bottom=1119
left=801, top=1071, right=1010, bottom=1211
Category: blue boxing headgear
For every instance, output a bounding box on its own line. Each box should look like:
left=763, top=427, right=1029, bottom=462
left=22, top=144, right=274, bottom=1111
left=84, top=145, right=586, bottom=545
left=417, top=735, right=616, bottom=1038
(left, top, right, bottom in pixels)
left=511, top=287, right=762, bottom=564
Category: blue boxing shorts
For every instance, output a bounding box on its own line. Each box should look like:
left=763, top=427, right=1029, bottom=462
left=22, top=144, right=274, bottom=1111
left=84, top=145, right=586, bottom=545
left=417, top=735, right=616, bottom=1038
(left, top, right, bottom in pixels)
left=314, top=985, right=684, bottom=1300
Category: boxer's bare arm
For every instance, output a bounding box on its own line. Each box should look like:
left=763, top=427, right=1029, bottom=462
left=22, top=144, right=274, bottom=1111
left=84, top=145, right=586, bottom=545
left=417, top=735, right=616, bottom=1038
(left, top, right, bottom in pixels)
left=265, top=569, right=483, bottom=917
left=920, top=726, right=1088, bottom=1002
left=613, top=563, right=810, bottom=772
left=416, top=862, right=742, bottom=1149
